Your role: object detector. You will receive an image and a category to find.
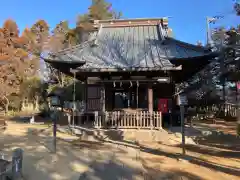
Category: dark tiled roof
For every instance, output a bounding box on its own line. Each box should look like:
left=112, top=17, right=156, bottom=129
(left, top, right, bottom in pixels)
left=52, top=20, right=213, bottom=71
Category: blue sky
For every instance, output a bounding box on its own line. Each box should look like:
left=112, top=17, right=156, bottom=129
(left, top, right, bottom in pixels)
left=0, top=0, right=239, bottom=44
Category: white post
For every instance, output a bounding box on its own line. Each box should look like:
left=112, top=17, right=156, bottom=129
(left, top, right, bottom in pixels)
left=94, top=111, right=99, bottom=128
left=30, top=115, right=35, bottom=124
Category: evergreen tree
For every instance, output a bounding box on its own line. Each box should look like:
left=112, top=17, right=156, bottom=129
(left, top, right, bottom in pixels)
left=76, top=0, right=122, bottom=41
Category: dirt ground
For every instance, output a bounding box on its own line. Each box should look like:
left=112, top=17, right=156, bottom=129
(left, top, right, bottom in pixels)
left=141, top=119, right=240, bottom=180
left=196, top=119, right=238, bottom=135
left=0, top=120, right=240, bottom=180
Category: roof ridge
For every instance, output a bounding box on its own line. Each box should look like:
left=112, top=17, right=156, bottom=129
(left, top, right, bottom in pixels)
left=94, top=17, right=168, bottom=28
left=94, top=17, right=169, bottom=23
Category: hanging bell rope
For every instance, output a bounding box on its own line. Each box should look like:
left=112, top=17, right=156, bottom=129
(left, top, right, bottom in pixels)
left=113, top=81, right=116, bottom=87
left=120, top=81, right=122, bottom=87
left=137, top=81, right=139, bottom=87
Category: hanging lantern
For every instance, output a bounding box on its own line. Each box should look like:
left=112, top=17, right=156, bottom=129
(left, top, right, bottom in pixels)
left=234, top=0, right=240, bottom=16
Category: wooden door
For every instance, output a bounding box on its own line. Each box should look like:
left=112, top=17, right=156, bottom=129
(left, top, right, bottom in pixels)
left=87, top=85, right=101, bottom=111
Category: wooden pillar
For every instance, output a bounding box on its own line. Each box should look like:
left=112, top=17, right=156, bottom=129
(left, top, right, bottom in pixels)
left=148, top=85, right=153, bottom=112
left=100, top=85, right=105, bottom=127
left=148, top=85, right=153, bottom=129
left=101, top=85, right=106, bottom=112
left=111, top=89, right=114, bottom=110
left=84, top=79, right=88, bottom=112
left=128, top=91, right=131, bottom=108
left=170, top=79, right=175, bottom=127
left=129, top=88, right=133, bottom=108
left=136, top=81, right=139, bottom=108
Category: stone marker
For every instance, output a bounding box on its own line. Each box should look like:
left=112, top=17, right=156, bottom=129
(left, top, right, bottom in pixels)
left=12, top=148, right=23, bottom=180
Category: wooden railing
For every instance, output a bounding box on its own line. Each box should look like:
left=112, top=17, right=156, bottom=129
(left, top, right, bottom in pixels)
left=93, top=111, right=162, bottom=129
left=221, top=103, right=238, bottom=117
left=191, top=103, right=239, bottom=120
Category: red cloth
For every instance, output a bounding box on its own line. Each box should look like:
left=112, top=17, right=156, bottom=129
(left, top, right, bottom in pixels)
left=158, top=98, right=168, bottom=113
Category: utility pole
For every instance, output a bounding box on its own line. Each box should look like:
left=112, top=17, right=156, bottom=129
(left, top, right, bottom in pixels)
left=206, top=16, right=223, bottom=46
left=221, top=48, right=227, bottom=114
left=206, top=15, right=226, bottom=111
left=206, top=17, right=216, bottom=46
left=206, top=17, right=212, bottom=45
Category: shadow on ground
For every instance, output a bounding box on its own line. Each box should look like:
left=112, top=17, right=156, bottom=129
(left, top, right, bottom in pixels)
left=0, top=132, right=208, bottom=180
left=66, top=126, right=240, bottom=178
left=1, top=119, right=240, bottom=180
left=195, top=133, right=240, bottom=151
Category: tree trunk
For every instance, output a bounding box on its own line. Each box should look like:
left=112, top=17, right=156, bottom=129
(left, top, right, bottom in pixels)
left=60, top=73, right=64, bottom=87
left=3, top=96, right=9, bottom=114
left=35, top=96, right=39, bottom=111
